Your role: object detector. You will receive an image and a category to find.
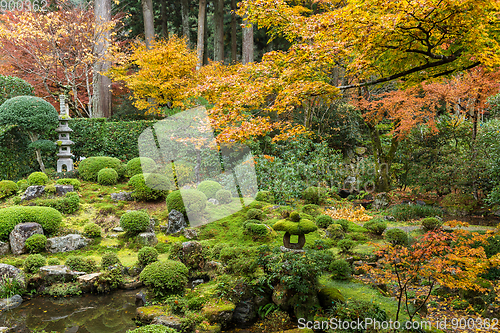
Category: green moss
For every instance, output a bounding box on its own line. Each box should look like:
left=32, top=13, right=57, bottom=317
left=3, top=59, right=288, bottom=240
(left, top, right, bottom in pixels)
left=27, top=171, right=48, bottom=186
left=272, top=218, right=317, bottom=235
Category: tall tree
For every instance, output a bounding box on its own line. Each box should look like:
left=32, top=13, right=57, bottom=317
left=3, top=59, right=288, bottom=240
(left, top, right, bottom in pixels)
left=241, top=15, right=253, bottom=64
left=230, top=0, right=237, bottom=63
left=141, top=0, right=154, bottom=48
left=161, top=0, right=168, bottom=38
left=196, top=0, right=207, bottom=69
left=181, top=0, right=190, bottom=44
left=213, top=0, right=224, bottom=62
left=94, top=0, right=112, bottom=118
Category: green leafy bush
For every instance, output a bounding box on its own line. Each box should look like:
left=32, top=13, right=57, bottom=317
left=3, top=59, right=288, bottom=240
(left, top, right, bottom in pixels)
left=316, top=214, right=334, bottom=228
left=78, top=156, right=125, bottom=182
left=0, top=75, right=34, bottom=106
left=301, top=204, right=321, bottom=217
left=24, top=254, right=46, bottom=273
left=16, top=179, right=28, bottom=192
left=138, top=246, right=159, bottom=266
left=255, top=190, right=275, bottom=204
left=155, top=242, right=169, bottom=254
left=337, top=239, right=356, bottom=253
left=47, top=258, right=60, bottom=265
left=0, top=206, right=62, bottom=240
left=25, top=234, right=47, bottom=253
left=65, top=256, right=96, bottom=273
left=215, top=189, right=232, bottom=204
left=334, top=219, right=350, bottom=232
left=289, top=211, right=301, bottom=222
left=128, top=325, right=178, bottom=333
left=330, top=259, right=352, bottom=280
left=385, top=228, right=408, bottom=246
left=33, top=191, right=80, bottom=214
left=126, top=157, right=157, bottom=177
left=96, top=266, right=123, bottom=293
left=27, top=172, right=48, bottom=186
left=97, top=168, right=118, bottom=185
left=326, top=224, right=344, bottom=239
left=44, top=184, right=56, bottom=194
left=302, top=186, right=328, bottom=205
left=166, top=189, right=207, bottom=219
left=197, top=180, right=222, bottom=199
left=246, top=208, right=264, bottom=221
left=0, top=275, right=25, bottom=298
left=244, top=222, right=269, bottom=237
left=100, top=252, right=121, bottom=271
left=363, top=219, right=387, bottom=235
left=55, top=178, right=81, bottom=190
left=421, top=217, right=443, bottom=231
left=128, top=173, right=171, bottom=201
left=83, top=223, right=102, bottom=238
left=0, top=180, right=18, bottom=199
left=385, top=204, right=443, bottom=221
left=120, top=210, right=150, bottom=234
left=139, top=260, right=189, bottom=298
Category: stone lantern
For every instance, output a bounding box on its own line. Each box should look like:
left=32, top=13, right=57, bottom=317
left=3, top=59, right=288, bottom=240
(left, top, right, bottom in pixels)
left=55, top=95, right=74, bottom=172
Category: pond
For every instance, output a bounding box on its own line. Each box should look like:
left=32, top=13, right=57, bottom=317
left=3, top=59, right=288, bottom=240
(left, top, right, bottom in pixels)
left=443, top=214, right=500, bottom=227
left=0, top=289, right=139, bottom=333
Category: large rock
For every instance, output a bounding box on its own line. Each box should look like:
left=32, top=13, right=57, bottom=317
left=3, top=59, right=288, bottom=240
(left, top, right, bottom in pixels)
left=111, top=191, right=133, bottom=201
left=55, top=185, right=74, bottom=196
left=21, top=185, right=45, bottom=201
left=145, top=218, right=156, bottom=233
left=151, top=315, right=183, bottom=331
left=166, top=209, right=187, bottom=234
left=0, top=295, right=23, bottom=311
left=0, top=264, right=25, bottom=287
left=39, top=265, right=86, bottom=283
left=373, top=192, right=390, bottom=210
left=77, top=272, right=102, bottom=293
left=232, top=299, right=256, bottom=326
left=137, top=232, right=158, bottom=246
left=0, top=242, right=10, bottom=256
left=46, top=234, right=89, bottom=253
left=183, top=228, right=198, bottom=240
left=272, top=283, right=293, bottom=310
left=182, top=241, right=204, bottom=270
left=9, top=222, right=44, bottom=255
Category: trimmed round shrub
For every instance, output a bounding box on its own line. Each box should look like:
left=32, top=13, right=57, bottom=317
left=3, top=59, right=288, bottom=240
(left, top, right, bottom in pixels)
left=128, top=324, right=178, bottom=333
left=330, top=259, right=352, bottom=280
left=421, top=217, right=443, bottom=231
left=335, top=219, right=350, bottom=232
left=0, top=180, right=18, bottom=199
left=316, top=214, right=334, bottom=228
left=83, top=223, right=102, bottom=238
left=326, top=223, right=344, bottom=239
left=289, top=211, right=301, bottom=222
left=47, top=258, right=60, bottom=265
left=197, top=180, right=222, bottom=199
left=302, top=186, right=328, bottom=205
left=101, top=251, right=121, bottom=270
left=215, top=189, right=232, bottom=204
left=24, top=254, right=46, bottom=273
left=65, top=256, right=96, bottom=273
left=16, top=179, right=28, bottom=192
left=166, top=189, right=207, bottom=219
left=120, top=211, right=150, bottom=234
left=78, top=156, right=125, bottom=182
left=128, top=173, right=171, bottom=201
left=244, top=222, right=269, bottom=237
left=338, top=239, right=356, bottom=253
left=27, top=172, right=48, bottom=186
left=126, top=157, right=157, bottom=177
left=385, top=228, right=408, bottom=246
left=55, top=178, right=81, bottom=190
left=0, top=75, right=34, bottom=106
left=246, top=208, right=264, bottom=221
left=363, top=219, right=387, bottom=235
left=139, top=260, right=189, bottom=298
left=97, top=168, right=118, bottom=185
left=138, top=246, right=159, bottom=266
left=302, top=204, right=321, bottom=217
left=255, top=190, right=275, bottom=204
left=0, top=206, right=62, bottom=241
left=25, top=234, right=47, bottom=254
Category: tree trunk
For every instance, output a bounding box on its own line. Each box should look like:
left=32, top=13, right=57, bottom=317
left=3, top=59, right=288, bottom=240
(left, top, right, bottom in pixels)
left=161, top=0, right=168, bottom=38
left=203, top=6, right=208, bottom=65
left=242, top=15, right=253, bottom=64
left=142, top=0, right=155, bottom=48
left=230, top=0, right=237, bottom=63
left=93, top=0, right=112, bottom=118
left=181, top=0, right=190, bottom=44
left=368, top=123, right=399, bottom=192
left=196, top=0, right=207, bottom=70
left=213, top=0, right=224, bottom=62
left=27, top=132, right=45, bottom=172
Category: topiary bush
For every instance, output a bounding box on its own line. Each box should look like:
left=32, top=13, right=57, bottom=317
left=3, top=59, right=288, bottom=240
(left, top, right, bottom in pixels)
left=65, top=256, right=96, bottom=273
left=255, top=190, right=275, bottom=204
left=316, top=214, right=334, bottom=228
left=421, top=217, right=443, bottom=231
left=302, top=186, right=328, bottom=205
left=215, top=189, right=232, bottom=204
left=326, top=224, right=344, bottom=239
left=384, top=228, right=408, bottom=246
left=101, top=251, right=121, bottom=270
left=120, top=210, right=150, bottom=234
left=197, top=180, right=222, bottom=199
left=83, top=223, right=102, bottom=238
left=0, top=206, right=62, bottom=240
left=138, top=246, right=159, bottom=266
left=244, top=221, right=270, bottom=237
left=55, top=178, right=81, bottom=190
left=337, top=239, right=356, bottom=253
left=139, top=260, right=189, bottom=298
left=97, top=168, right=118, bottom=185
left=330, top=259, right=352, bottom=280
left=24, top=254, right=46, bottom=273
left=126, top=157, right=157, bottom=177
left=128, top=325, right=178, bottom=333
left=363, top=219, right=387, bottom=235
left=0, top=180, right=18, bottom=199
left=246, top=208, right=264, bottom=221
left=166, top=189, right=207, bottom=220
left=302, top=204, right=322, bottom=217
left=0, top=75, right=34, bottom=106
left=16, top=179, right=28, bottom=192
left=27, top=172, right=48, bottom=186
left=32, top=191, right=80, bottom=214
left=47, top=258, right=60, bottom=265
left=128, top=173, right=171, bottom=201
left=289, top=211, right=301, bottom=222
left=78, top=156, right=125, bottom=182
left=25, top=234, right=47, bottom=254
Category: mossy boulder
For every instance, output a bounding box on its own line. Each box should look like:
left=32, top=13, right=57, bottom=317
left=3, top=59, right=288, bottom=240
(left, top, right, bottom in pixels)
left=318, top=287, right=345, bottom=308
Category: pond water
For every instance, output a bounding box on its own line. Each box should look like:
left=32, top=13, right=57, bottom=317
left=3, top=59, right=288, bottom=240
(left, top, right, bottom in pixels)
left=443, top=214, right=500, bottom=227
left=0, top=289, right=139, bottom=333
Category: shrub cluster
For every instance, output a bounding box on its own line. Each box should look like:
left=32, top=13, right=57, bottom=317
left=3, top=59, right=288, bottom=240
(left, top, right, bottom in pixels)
left=16, top=179, right=28, bottom=192
left=385, top=204, right=443, bottom=221
left=215, top=189, right=232, bottom=204
left=25, top=234, right=47, bottom=253
left=97, top=168, right=118, bottom=185
left=335, top=219, right=350, bottom=232
left=337, top=239, right=356, bottom=253
left=33, top=192, right=80, bottom=214
left=101, top=251, right=121, bottom=270
left=244, top=221, right=269, bottom=237
left=24, top=254, right=46, bottom=273
left=128, top=173, right=171, bottom=201
left=246, top=208, right=264, bottom=221
left=65, top=256, right=96, bottom=273
left=330, top=259, right=352, bottom=280
left=83, top=223, right=102, bottom=238
left=78, top=156, right=125, bottom=182
left=0, top=180, right=18, bottom=199
left=55, top=178, right=81, bottom=190
left=47, top=258, right=60, bottom=265
left=302, top=186, right=328, bottom=205
left=166, top=189, right=207, bottom=219
left=363, top=219, right=387, bottom=235
left=27, top=172, right=49, bottom=186
left=421, top=217, right=443, bottom=231
left=197, top=180, right=222, bottom=199
left=139, top=260, right=189, bottom=298
left=126, top=157, right=157, bottom=177
left=255, top=190, right=275, bottom=204
left=315, top=214, right=334, bottom=228
left=384, top=228, right=408, bottom=246
left=120, top=210, right=150, bottom=234
left=138, top=246, right=159, bottom=266
left=326, top=224, right=344, bottom=239
left=0, top=206, right=62, bottom=240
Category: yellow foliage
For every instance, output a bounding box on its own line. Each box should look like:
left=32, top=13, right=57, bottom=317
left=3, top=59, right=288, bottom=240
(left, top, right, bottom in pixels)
left=324, top=205, right=373, bottom=222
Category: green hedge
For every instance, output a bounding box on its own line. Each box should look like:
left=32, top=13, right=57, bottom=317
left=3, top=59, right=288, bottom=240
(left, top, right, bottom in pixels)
left=0, top=206, right=62, bottom=240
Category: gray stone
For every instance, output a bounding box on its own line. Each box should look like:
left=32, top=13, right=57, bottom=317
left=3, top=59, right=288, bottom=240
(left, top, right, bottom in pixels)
left=137, top=232, right=158, bottom=246
left=151, top=315, right=183, bottom=331
left=0, top=264, right=25, bottom=287
left=166, top=209, right=187, bottom=234
left=280, top=246, right=304, bottom=253
left=415, top=200, right=426, bottom=206
left=39, top=265, right=86, bottom=283
left=0, top=242, right=10, bottom=256
left=55, top=184, right=74, bottom=196
left=207, top=198, right=219, bottom=205
left=159, top=225, right=168, bottom=232
left=183, top=228, right=198, bottom=240
left=78, top=272, right=102, bottom=293
left=383, top=215, right=396, bottom=222
left=145, top=218, right=156, bottom=233
left=0, top=294, right=22, bottom=310
left=46, top=234, right=89, bottom=253
left=493, top=208, right=500, bottom=217
left=111, top=191, right=133, bottom=201
left=373, top=192, right=390, bottom=210
left=232, top=299, right=256, bottom=326
left=21, top=185, right=45, bottom=201
left=135, top=291, right=147, bottom=307
left=343, top=176, right=357, bottom=190
left=112, top=227, right=124, bottom=232
left=192, top=279, right=204, bottom=288
left=9, top=222, right=44, bottom=255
